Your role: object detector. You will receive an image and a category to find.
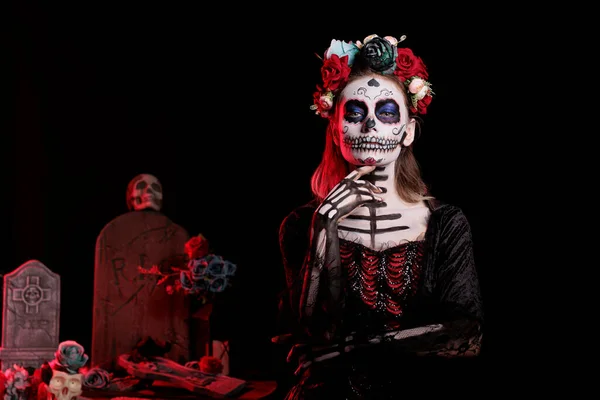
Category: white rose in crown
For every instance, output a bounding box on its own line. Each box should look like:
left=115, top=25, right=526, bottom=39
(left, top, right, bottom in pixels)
left=408, top=77, right=430, bottom=101
left=319, top=92, right=334, bottom=110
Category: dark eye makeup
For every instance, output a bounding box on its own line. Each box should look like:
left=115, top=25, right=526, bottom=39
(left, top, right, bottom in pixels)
left=344, top=99, right=400, bottom=124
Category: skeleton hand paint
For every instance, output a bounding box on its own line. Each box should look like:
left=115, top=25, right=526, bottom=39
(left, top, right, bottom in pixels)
left=126, top=173, right=163, bottom=211
left=316, top=165, right=383, bottom=224
left=285, top=321, right=481, bottom=374
left=300, top=166, right=382, bottom=340
left=285, top=324, right=444, bottom=375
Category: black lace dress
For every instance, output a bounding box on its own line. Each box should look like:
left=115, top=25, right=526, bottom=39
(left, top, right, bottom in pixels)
left=277, top=199, right=484, bottom=399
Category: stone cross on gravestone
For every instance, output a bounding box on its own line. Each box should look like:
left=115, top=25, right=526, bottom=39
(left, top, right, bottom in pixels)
left=13, top=276, right=51, bottom=314
left=0, top=260, right=60, bottom=370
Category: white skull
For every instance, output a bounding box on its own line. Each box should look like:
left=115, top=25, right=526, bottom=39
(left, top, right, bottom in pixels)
left=126, top=173, right=163, bottom=211
left=48, top=370, right=83, bottom=400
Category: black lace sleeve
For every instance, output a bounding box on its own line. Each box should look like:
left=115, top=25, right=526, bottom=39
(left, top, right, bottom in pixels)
left=276, top=201, right=317, bottom=336
left=396, top=205, right=484, bottom=356
left=431, top=205, right=484, bottom=323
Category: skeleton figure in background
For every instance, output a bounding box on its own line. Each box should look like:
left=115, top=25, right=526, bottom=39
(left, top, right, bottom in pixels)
left=126, top=173, right=163, bottom=212
left=276, top=35, right=484, bottom=399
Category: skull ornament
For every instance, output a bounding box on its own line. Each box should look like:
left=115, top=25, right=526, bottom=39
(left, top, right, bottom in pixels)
left=48, top=370, right=83, bottom=400
left=126, top=173, right=163, bottom=211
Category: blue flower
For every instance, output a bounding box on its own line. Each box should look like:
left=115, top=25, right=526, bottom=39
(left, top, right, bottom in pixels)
left=180, top=271, right=193, bottom=290
left=205, top=255, right=224, bottom=275
left=209, top=277, right=227, bottom=293
left=180, top=253, right=236, bottom=298
left=222, top=260, right=236, bottom=276
left=324, top=39, right=359, bottom=66
left=205, top=255, right=236, bottom=277
left=188, top=258, right=208, bottom=281
left=54, top=340, right=89, bottom=374
left=83, top=367, right=111, bottom=389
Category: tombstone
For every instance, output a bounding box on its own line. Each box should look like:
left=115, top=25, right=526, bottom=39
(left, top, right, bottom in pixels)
left=0, top=260, right=60, bottom=370
left=92, top=174, right=191, bottom=369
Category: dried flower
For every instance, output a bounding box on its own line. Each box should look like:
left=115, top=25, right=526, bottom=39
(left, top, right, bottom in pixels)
left=199, top=356, right=223, bottom=375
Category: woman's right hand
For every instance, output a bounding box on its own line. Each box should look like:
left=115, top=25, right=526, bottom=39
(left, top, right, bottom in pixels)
left=301, top=166, right=382, bottom=341
left=315, top=165, right=383, bottom=225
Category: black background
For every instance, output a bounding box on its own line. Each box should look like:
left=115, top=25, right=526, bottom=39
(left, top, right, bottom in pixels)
left=3, top=2, right=525, bottom=384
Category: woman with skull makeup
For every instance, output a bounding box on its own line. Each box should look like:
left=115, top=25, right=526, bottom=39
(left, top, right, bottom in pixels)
left=275, top=34, right=484, bottom=399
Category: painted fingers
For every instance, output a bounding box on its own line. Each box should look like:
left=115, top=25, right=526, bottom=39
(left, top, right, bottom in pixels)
left=318, top=166, right=383, bottom=221
left=345, top=165, right=376, bottom=181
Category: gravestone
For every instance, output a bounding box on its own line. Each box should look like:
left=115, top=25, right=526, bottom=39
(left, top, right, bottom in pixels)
left=92, top=210, right=191, bottom=369
left=0, top=260, right=60, bottom=370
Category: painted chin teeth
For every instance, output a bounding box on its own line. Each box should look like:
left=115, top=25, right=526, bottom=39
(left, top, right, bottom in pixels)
left=343, top=135, right=400, bottom=151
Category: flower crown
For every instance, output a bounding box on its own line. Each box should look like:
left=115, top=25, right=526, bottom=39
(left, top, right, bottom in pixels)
left=310, top=34, right=434, bottom=118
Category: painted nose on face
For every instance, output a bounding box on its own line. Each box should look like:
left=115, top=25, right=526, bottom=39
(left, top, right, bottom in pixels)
left=361, top=117, right=376, bottom=133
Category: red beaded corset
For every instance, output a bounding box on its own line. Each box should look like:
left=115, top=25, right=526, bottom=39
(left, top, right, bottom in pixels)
left=340, top=238, right=425, bottom=321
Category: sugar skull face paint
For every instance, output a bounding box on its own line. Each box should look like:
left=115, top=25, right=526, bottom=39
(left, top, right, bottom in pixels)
left=337, top=75, right=413, bottom=166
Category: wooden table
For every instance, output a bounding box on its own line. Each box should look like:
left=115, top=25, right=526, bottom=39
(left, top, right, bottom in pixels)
left=82, top=380, right=277, bottom=400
